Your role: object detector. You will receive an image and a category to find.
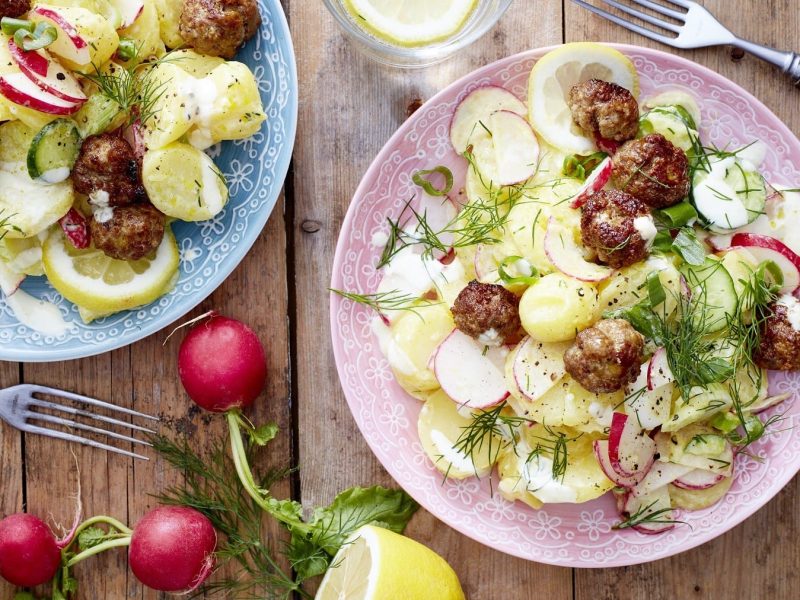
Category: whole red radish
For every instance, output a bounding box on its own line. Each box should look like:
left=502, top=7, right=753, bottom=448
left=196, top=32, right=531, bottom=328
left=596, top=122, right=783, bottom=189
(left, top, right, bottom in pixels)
left=178, top=313, right=267, bottom=412
left=129, top=506, right=217, bottom=592
left=0, top=513, right=61, bottom=586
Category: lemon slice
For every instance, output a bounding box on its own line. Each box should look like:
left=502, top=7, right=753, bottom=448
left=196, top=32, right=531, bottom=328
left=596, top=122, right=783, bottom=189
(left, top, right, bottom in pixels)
left=528, top=43, right=639, bottom=155
left=315, top=525, right=465, bottom=600
left=343, top=0, right=478, bottom=47
left=43, top=225, right=179, bottom=315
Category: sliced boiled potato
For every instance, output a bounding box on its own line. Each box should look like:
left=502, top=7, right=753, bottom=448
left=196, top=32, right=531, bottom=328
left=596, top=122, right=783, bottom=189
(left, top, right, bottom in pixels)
left=0, top=237, right=44, bottom=276
left=141, top=62, right=193, bottom=149
left=142, top=142, right=229, bottom=221
left=203, top=61, right=267, bottom=142
left=519, top=272, right=600, bottom=342
left=0, top=162, right=73, bottom=238
left=418, top=389, right=500, bottom=479
left=663, top=383, right=732, bottom=432
left=388, top=304, right=454, bottom=398
left=153, top=0, right=185, bottom=49
left=497, top=448, right=544, bottom=510
left=598, top=256, right=681, bottom=316
left=168, top=49, right=225, bottom=78
left=506, top=202, right=551, bottom=274
left=668, top=476, right=732, bottom=510
left=0, top=121, right=38, bottom=164
left=118, top=0, right=166, bottom=66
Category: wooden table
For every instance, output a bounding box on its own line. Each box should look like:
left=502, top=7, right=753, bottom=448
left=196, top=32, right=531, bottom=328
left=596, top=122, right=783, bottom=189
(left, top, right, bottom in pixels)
left=2, top=1, right=799, bottom=598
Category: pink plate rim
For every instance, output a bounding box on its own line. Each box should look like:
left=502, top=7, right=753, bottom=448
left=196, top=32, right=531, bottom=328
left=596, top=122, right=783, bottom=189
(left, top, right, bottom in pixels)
left=329, top=43, right=800, bottom=567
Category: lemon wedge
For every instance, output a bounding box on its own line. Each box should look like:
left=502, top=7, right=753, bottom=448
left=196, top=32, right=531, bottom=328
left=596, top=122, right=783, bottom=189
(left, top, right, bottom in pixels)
left=43, top=226, right=179, bottom=316
left=528, top=43, right=639, bottom=154
left=315, top=525, right=465, bottom=600
left=343, top=0, right=477, bottom=47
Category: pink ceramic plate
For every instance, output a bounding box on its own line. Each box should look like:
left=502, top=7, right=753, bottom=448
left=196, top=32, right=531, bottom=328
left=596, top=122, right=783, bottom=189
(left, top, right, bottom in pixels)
left=329, top=44, right=800, bottom=567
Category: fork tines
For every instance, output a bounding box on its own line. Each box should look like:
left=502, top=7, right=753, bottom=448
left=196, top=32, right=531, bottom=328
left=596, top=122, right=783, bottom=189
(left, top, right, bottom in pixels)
left=5, top=384, right=159, bottom=461
left=571, top=0, right=689, bottom=45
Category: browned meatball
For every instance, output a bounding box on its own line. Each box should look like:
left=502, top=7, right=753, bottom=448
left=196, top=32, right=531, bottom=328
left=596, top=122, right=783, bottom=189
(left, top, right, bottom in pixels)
left=581, top=190, right=653, bottom=268
left=90, top=204, right=165, bottom=261
left=564, top=319, right=644, bottom=393
left=568, top=79, right=639, bottom=144
left=1, top=0, right=29, bottom=18
left=180, top=0, right=261, bottom=59
left=451, top=280, right=521, bottom=345
left=73, top=134, right=144, bottom=207
left=611, top=134, right=690, bottom=209
left=754, top=302, right=800, bottom=370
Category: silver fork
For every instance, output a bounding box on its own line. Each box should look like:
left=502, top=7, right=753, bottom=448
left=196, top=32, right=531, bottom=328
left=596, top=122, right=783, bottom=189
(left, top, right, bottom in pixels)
left=571, top=0, right=800, bottom=85
left=0, top=384, right=159, bottom=460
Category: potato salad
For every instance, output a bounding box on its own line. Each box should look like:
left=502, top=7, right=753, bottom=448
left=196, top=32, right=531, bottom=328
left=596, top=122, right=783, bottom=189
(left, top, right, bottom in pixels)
left=340, top=43, right=800, bottom=534
left=0, top=0, right=265, bottom=326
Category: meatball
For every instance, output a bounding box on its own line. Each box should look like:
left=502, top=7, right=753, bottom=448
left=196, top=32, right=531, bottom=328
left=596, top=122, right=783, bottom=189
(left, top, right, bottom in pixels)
left=581, top=190, right=653, bottom=268
left=564, top=319, right=644, bottom=393
left=753, top=300, right=800, bottom=371
left=73, top=134, right=144, bottom=207
left=180, top=0, right=261, bottom=59
left=611, top=133, right=690, bottom=208
left=90, top=204, right=165, bottom=261
left=451, top=280, right=521, bottom=345
left=568, top=79, right=639, bottom=144
left=1, top=0, right=29, bottom=18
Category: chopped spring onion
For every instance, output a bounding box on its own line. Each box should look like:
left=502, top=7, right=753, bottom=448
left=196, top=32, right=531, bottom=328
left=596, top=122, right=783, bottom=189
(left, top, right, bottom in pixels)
left=1, top=17, right=32, bottom=36
left=647, top=271, right=666, bottom=307
left=655, top=202, right=698, bottom=229
left=412, top=166, right=453, bottom=197
left=12, top=21, right=57, bottom=51
left=498, top=255, right=539, bottom=286
left=562, top=151, right=607, bottom=181
left=117, top=38, right=138, bottom=62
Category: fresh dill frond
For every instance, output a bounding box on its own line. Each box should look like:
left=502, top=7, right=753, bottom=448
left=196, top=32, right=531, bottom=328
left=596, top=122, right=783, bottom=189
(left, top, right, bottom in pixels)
left=329, top=288, right=440, bottom=318
left=525, top=425, right=580, bottom=482
left=613, top=500, right=688, bottom=531
left=0, top=209, right=22, bottom=241
left=452, top=402, right=527, bottom=473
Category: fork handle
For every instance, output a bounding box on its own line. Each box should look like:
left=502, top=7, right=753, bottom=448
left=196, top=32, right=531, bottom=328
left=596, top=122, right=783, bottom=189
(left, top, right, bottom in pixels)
left=732, top=38, right=800, bottom=86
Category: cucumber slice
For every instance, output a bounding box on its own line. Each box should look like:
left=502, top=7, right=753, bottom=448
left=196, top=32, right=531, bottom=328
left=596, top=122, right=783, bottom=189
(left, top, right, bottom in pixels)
left=684, top=433, right=726, bottom=457
left=73, top=93, right=126, bottom=139
left=27, top=119, right=81, bottom=183
left=681, top=257, right=736, bottom=333
left=691, top=155, right=767, bottom=233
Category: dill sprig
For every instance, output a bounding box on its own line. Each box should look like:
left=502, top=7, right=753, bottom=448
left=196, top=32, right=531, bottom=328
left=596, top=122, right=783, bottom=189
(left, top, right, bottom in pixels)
left=451, top=402, right=526, bottom=473
left=613, top=500, right=688, bottom=531
left=0, top=209, right=22, bottom=241
left=329, top=288, right=440, bottom=318
left=525, top=425, right=581, bottom=483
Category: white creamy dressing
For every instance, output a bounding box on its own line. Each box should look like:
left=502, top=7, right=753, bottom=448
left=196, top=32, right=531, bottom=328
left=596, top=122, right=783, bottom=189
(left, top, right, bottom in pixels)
left=370, top=315, right=417, bottom=376
left=477, top=328, right=502, bottom=347
left=645, top=255, right=671, bottom=272
left=517, top=448, right=578, bottom=503
left=182, top=77, right=219, bottom=150
left=429, top=429, right=482, bottom=474
left=693, top=157, right=750, bottom=229
left=200, top=159, right=225, bottom=215
left=777, top=294, right=800, bottom=331
left=38, top=167, right=71, bottom=184
left=376, top=246, right=464, bottom=300
left=588, top=401, right=614, bottom=428
left=633, top=215, right=657, bottom=246
left=0, top=262, right=68, bottom=336
left=89, top=190, right=114, bottom=224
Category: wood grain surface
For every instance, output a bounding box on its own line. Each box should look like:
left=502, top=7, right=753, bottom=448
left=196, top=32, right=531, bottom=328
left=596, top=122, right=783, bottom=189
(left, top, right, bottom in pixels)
left=3, top=1, right=799, bottom=598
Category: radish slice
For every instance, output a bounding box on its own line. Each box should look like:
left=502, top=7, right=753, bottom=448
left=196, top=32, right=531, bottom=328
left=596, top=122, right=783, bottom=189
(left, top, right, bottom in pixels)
left=8, top=41, right=86, bottom=103
left=608, top=412, right=657, bottom=477
left=0, top=261, right=25, bottom=297
left=625, top=364, right=672, bottom=430
left=473, top=244, right=499, bottom=284
left=30, top=6, right=91, bottom=67
left=433, top=329, right=509, bottom=410
left=512, top=336, right=570, bottom=402
left=109, top=0, right=144, bottom=28
left=647, top=347, right=674, bottom=391
left=730, top=233, right=800, bottom=293
left=544, top=217, right=613, bottom=282
left=569, top=156, right=612, bottom=208
left=0, top=73, right=79, bottom=115
left=449, top=86, right=526, bottom=154
left=672, top=469, right=725, bottom=490
left=749, top=392, right=790, bottom=414
left=630, top=461, right=693, bottom=497
left=624, top=486, right=675, bottom=534
left=471, top=110, right=540, bottom=186
left=593, top=440, right=646, bottom=488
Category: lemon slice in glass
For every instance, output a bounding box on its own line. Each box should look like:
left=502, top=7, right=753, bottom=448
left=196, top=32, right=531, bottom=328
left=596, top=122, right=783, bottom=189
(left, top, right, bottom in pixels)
left=43, top=226, right=180, bottom=316
left=315, top=525, right=465, bottom=600
left=343, top=0, right=478, bottom=47
left=528, top=42, right=639, bottom=155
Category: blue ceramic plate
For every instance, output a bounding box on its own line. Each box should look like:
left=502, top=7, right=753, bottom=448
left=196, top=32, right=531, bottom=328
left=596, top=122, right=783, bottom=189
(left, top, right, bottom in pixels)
left=0, top=0, right=297, bottom=363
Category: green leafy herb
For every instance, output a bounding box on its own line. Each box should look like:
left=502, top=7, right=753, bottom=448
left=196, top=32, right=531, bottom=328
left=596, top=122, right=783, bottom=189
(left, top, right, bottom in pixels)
left=613, top=500, right=688, bottom=530
left=498, top=255, right=539, bottom=286
left=525, top=425, right=581, bottom=482
left=0, top=209, right=22, bottom=242
left=153, top=428, right=418, bottom=597
left=646, top=271, right=666, bottom=307
left=671, top=228, right=706, bottom=265
left=452, top=402, right=526, bottom=472
left=330, top=288, right=440, bottom=318
left=412, top=166, right=454, bottom=197
left=562, top=151, right=607, bottom=181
